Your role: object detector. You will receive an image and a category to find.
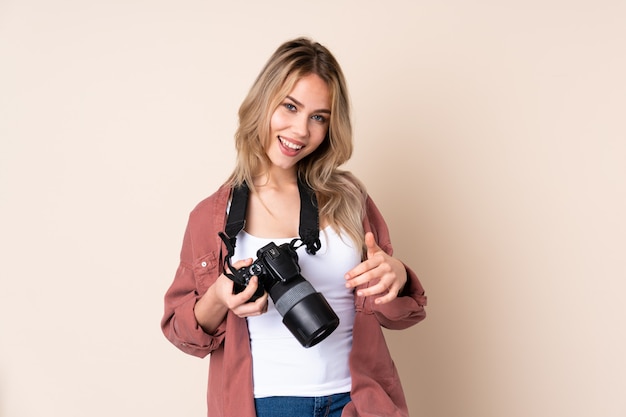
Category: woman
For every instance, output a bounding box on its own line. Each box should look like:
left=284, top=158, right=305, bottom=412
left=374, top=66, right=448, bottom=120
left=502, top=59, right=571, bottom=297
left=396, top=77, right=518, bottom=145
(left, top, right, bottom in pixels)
left=161, top=37, right=427, bottom=417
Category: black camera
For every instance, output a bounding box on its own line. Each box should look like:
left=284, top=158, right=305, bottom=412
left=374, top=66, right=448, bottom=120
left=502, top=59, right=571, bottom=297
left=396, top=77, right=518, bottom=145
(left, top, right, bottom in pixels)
left=228, top=240, right=339, bottom=348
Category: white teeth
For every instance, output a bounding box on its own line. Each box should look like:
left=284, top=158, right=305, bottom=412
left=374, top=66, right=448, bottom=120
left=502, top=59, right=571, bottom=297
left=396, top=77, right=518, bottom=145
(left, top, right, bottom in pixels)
left=279, top=137, right=303, bottom=150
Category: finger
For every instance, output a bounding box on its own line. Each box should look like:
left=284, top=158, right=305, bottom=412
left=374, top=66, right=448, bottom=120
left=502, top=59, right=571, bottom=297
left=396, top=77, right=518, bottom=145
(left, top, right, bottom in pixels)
left=228, top=257, right=253, bottom=273
left=365, top=232, right=380, bottom=258
left=345, top=252, right=388, bottom=287
left=370, top=271, right=406, bottom=303
left=355, top=278, right=388, bottom=297
left=373, top=290, right=399, bottom=305
left=252, top=292, right=269, bottom=313
left=233, top=290, right=268, bottom=317
left=345, top=258, right=375, bottom=282
left=238, top=275, right=264, bottom=301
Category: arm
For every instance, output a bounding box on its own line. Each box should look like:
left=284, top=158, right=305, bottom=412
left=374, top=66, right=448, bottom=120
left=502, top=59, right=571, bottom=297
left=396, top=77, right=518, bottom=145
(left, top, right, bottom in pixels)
left=161, top=194, right=268, bottom=358
left=346, top=195, right=427, bottom=330
left=160, top=223, right=226, bottom=358
left=370, top=261, right=427, bottom=330
left=194, top=269, right=268, bottom=333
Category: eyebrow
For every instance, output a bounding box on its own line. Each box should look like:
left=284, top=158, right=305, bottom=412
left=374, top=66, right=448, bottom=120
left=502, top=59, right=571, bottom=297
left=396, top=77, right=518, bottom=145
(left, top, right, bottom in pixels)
left=286, top=95, right=331, bottom=114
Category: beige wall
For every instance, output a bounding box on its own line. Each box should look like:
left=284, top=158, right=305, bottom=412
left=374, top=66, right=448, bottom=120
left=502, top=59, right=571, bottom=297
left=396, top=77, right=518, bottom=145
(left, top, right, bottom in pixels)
left=1, top=1, right=624, bottom=416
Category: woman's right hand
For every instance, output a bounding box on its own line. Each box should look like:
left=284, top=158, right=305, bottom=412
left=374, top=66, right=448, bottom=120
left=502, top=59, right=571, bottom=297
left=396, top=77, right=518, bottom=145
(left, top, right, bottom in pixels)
left=214, top=258, right=269, bottom=318
left=194, top=258, right=269, bottom=333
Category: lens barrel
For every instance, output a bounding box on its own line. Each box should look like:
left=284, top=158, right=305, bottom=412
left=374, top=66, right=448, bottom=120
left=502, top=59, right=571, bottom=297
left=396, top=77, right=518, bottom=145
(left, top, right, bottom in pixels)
left=269, top=276, right=340, bottom=347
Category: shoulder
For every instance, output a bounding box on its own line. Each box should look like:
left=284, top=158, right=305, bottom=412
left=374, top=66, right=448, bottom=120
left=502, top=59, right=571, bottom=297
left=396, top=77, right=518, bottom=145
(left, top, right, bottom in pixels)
left=190, top=183, right=232, bottom=217
left=186, top=183, right=232, bottom=233
left=179, top=183, right=232, bottom=265
left=330, top=170, right=368, bottom=208
left=335, top=170, right=367, bottom=194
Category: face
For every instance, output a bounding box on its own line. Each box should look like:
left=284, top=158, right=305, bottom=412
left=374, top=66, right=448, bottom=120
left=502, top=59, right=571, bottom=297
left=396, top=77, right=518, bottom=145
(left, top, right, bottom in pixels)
left=265, top=73, right=331, bottom=173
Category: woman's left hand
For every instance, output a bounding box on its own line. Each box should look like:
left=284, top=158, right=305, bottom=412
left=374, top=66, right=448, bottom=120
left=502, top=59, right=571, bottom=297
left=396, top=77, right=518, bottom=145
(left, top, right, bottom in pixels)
left=344, top=232, right=407, bottom=305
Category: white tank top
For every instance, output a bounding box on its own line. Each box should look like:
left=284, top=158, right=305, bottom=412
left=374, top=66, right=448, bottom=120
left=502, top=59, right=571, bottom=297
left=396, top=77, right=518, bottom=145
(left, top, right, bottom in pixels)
left=233, top=227, right=361, bottom=398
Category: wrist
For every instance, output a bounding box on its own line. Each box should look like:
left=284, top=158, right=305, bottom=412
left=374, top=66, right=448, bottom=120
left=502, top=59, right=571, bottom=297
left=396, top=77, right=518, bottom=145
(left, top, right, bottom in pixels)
left=194, top=284, right=228, bottom=333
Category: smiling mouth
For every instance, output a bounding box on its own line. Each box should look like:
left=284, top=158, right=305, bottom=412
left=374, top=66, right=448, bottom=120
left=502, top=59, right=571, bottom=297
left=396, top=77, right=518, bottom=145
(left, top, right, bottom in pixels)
left=279, top=136, right=303, bottom=151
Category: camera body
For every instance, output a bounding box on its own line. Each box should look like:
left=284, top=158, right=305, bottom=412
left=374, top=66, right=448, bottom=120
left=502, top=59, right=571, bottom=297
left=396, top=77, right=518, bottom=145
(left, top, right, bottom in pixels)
left=231, top=241, right=339, bottom=348
left=232, top=242, right=300, bottom=301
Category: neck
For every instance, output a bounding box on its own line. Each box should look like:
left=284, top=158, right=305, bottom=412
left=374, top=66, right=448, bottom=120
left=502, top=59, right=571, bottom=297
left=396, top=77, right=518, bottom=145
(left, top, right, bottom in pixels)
left=253, top=166, right=298, bottom=189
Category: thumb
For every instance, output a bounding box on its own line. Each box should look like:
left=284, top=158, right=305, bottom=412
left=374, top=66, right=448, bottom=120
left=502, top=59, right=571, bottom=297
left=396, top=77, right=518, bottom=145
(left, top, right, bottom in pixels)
left=365, top=232, right=379, bottom=258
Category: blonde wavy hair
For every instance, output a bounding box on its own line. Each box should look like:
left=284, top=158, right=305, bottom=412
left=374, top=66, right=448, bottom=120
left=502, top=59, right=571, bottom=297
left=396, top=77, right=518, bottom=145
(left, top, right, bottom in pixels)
left=227, top=37, right=367, bottom=250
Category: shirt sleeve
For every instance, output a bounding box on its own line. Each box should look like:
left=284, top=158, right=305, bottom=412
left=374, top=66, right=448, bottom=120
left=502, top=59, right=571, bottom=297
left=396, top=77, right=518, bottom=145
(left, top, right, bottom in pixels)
left=161, top=216, right=227, bottom=358
left=362, top=195, right=428, bottom=330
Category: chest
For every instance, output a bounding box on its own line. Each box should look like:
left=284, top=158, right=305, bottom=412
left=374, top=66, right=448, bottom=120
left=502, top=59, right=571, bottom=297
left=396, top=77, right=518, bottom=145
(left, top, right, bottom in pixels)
left=244, top=188, right=302, bottom=238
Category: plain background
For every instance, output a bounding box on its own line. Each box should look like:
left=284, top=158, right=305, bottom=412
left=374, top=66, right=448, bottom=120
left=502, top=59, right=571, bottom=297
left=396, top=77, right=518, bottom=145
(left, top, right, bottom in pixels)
left=1, top=1, right=625, bottom=416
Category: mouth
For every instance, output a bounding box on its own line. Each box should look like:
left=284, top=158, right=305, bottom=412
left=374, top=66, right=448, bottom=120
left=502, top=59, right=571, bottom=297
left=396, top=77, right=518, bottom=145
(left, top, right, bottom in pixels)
left=278, top=136, right=304, bottom=151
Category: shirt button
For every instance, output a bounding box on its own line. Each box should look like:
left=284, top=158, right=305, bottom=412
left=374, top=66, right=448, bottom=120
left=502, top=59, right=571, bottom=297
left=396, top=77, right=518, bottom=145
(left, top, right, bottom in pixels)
left=201, top=261, right=207, bottom=267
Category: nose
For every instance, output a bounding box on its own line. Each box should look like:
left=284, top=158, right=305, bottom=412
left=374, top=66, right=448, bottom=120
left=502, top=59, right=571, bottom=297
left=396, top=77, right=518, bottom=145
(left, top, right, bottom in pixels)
left=291, top=113, right=309, bottom=139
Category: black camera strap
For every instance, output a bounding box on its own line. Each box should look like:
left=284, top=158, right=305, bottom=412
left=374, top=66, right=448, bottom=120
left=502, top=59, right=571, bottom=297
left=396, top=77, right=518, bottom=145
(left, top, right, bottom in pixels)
left=219, top=178, right=321, bottom=272
left=297, top=179, right=322, bottom=255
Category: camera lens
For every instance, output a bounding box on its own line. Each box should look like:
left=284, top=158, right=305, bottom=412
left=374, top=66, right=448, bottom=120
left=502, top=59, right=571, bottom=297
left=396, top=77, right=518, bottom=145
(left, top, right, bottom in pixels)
left=269, top=276, right=339, bottom=348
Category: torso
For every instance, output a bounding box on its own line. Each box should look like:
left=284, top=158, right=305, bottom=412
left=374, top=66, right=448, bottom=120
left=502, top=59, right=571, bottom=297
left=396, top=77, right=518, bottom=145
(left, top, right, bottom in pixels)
left=235, top=226, right=360, bottom=398
left=245, top=180, right=328, bottom=238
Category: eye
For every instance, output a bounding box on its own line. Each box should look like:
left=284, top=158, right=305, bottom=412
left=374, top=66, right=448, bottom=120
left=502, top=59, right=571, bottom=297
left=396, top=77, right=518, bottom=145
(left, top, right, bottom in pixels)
left=311, top=114, right=327, bottom=123
left=283, top=102, right=297, bottom=112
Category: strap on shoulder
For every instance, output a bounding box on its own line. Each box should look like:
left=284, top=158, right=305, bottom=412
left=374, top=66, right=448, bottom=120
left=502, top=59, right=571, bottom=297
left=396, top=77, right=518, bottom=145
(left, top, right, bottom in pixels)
left=297, top=180, right=321, bottom=255
left=221, top=179, right=320, bottom=255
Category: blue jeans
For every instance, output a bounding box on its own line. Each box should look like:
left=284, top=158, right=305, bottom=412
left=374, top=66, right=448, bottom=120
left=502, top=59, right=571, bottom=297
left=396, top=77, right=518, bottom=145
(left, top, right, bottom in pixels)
left=254, top=392, right=351, bottom=417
